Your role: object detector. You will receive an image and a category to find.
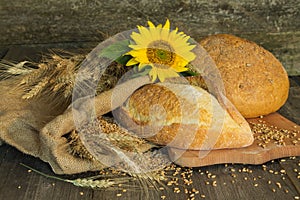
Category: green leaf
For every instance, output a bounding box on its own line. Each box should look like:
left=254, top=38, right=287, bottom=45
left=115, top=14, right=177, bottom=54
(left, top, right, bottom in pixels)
left=180, top=70, right=199, bottom=77
left=115, top=55, right=132, bottom=65
left=99, top=39, right=131, bottom=60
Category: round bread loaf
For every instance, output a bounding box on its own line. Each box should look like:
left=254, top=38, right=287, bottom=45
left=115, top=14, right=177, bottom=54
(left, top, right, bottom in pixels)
left=199, top=34, right=289, bottom=118
left=115, top=83, right=253, bottom=150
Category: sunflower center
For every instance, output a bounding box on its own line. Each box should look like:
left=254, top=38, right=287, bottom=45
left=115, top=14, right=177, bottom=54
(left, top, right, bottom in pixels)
left=147, top=40, right=175, bottom=67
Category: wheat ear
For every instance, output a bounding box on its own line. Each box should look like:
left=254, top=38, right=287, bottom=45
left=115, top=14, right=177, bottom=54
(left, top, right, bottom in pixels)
left=20, top=163, right=131, bottom=190
left=0, top=61, right=33, bottom=80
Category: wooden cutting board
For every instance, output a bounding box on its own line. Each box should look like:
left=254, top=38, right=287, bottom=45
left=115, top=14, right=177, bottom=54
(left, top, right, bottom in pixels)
left=168, top=112, right=300, bottom=167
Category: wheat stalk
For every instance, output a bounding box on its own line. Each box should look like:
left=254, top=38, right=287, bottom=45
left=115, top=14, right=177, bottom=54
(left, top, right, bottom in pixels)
left=0, top=60, right=33, bottom=80
left=17, top=53, right=84, bottom=101
left=20, top=163, right=131, bottom=190
left=65, top=116, right=170, bottom=196
left=13, top=52, right=131, bottom=105
left=20, top=162, right=168, bottom=193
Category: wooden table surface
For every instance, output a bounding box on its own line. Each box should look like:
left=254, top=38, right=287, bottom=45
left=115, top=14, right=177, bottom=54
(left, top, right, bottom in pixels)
left=0, top=46, right=299, bottom=200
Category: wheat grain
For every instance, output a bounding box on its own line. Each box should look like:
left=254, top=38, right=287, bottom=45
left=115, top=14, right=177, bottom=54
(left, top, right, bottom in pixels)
left=66, top=130, right=95, bottom=160
left=68, top=177, right=131, bottom=189
left=67, top=116, right=156, bottom=160
left=67, top=115, right=170, bottom=197
left=22, top=76, right=50, bottom=99
left=17, top=53, right=130, bottom=102
left=250, top=121, right=299, bottom=147
left=17, top=53, right=83, bottom=100
left=20, top=63, right=50, bottom=85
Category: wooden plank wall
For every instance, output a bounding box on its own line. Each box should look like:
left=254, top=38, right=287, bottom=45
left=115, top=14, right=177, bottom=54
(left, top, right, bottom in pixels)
left=0, top=0, right=299, bottom=75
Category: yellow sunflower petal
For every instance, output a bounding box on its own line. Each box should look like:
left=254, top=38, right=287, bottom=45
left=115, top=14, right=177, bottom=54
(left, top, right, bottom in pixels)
left=165, top=69, right=180, bottom=78
left=174, top=57, right=189, bottom=69
left=148, top=21, right=162, bottom=41
left=163, top=19, right=170, bottom=29
left=161, top=20, right=170, bottom=40
left=168, top=28, right=179, bottom=42
left=147, top=21, right=156, bottom=28
left=171, top=64, right=189, bottom=72
left=128, top=49, right=147, bottom=59
left=178, top=51, right=196, bottom=62
left=172, top=42, right=192, bottom=49
left=138, top=26, right=152, bottom=41
left=126, top=58, right=139, bottom=66
left=157, top=68, right=180, bottom=82
left=149, top=66, right=158, bottom=81
left=131, top=32, right=147, bottom=46
left=149, top=26, right=161, bottom=41
left=128, top=20, right=196, bottom=82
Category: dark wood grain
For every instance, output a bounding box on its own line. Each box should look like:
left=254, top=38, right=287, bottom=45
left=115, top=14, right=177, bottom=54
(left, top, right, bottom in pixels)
left=1, top=144, right=300, bottom=200
left=0, top=47, right=299, bottom=200
left=2, top=46, right=47, bottom=63
left=279, top=83, right=300, bottom=125
left=0, top=48, right=8, bottom=59
left=279, top=158, right=300, bottom=195
left=0, top=0, right=299, bottom=75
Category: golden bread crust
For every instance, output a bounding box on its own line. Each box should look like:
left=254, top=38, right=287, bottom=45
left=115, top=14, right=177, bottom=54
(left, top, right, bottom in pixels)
left=199, top=34, right=289, bottom=118
left=115, top=83, right=253, bottom=150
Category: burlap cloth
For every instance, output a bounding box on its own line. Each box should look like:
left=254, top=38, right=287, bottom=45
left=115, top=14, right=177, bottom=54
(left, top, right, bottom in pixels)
left=0, top=75, right=151, bottom=174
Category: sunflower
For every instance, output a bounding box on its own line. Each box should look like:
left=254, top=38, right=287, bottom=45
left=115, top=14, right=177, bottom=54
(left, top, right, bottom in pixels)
left=126, top=19, right=196, bottom=82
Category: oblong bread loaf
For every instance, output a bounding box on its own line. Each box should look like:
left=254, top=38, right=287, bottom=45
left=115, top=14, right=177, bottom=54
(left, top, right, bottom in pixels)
left=115, top=83, right=254, bottom=150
